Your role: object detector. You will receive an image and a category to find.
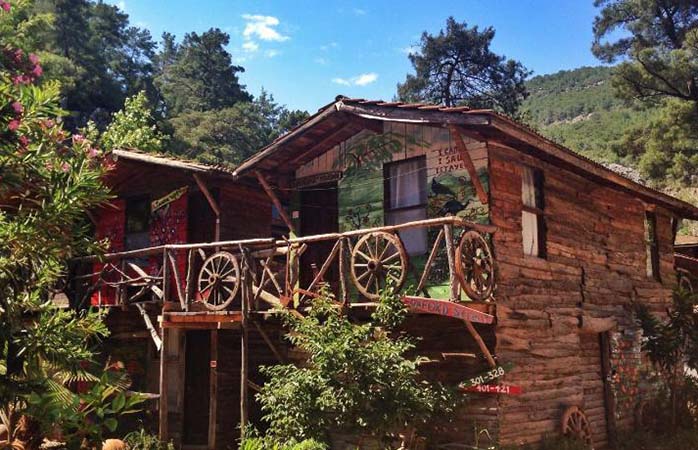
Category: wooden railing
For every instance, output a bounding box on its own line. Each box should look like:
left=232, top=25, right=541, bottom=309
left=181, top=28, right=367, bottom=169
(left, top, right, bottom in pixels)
left=71, top=216, right=497, bottom=313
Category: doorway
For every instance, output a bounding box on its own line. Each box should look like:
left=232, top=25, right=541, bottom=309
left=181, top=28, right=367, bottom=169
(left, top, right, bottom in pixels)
left=300, top=183, right=339, bottom=289
left=182, top=330, right=211, bottom=446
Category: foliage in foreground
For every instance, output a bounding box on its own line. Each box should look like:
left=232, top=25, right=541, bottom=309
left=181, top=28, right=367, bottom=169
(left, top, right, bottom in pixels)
left=635, top=289, right=698, bottom=429
left=1, top=3, right=143, bottom=447
left=124, top=428, right=175, bottom=450
left=254, top=288, right=458, bottom=447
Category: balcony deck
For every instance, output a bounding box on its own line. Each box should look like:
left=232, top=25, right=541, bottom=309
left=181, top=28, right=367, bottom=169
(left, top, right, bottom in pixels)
left=72, top=216, right=496, bottom=319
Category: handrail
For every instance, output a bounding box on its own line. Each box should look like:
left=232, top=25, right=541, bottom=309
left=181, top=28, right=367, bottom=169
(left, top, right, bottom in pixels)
left=73, top=216, right=496, bottom=263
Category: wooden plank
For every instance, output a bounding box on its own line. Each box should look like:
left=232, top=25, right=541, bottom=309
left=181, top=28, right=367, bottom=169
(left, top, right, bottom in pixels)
left=337, top=102, right=491, bottom=126
left=162, top=312, right=243, bottom=323
left=443, top=223, right=460, bottom=301
left=401, top=296, right=494, bottom=324
left=240, top=265, right=250, bottom=439
left=449, top=125, right=488, bottom=205
left=255, top=170, right=296, bottom=235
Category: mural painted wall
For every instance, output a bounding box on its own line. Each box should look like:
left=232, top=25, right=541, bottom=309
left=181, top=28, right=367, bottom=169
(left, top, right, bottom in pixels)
left=295, top=123, right=490, bottom=299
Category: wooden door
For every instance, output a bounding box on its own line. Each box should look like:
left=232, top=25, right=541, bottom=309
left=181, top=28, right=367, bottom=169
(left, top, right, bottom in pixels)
left=300, top=184, right=339, bottom=289
left=183, top=330, right=211, bottom=446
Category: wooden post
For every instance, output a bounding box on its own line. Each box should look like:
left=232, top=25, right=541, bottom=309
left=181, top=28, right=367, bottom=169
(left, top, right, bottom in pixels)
left=443, top=223, right=459, bottom=301
left=208, top=329, right=218, bottom=450
left=162, top=249, right=170, bottom=303
left=255, top=170, right=296, bottom=235
left=240, top=260, right=250, bottom=437
left=158, top=325, right=168, bottom=441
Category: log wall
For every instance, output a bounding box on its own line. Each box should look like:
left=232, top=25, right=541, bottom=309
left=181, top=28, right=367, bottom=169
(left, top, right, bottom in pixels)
left=489, top=143, right=676, bottom=447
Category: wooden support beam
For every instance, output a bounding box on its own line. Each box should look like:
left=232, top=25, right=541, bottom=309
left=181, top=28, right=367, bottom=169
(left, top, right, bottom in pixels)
left=135, top=303, right=162, bottom=351
left=193, top=173, right=221, bottom=241
left=158, top=325, right=168, bottom=441
left=253, top=321, right=286, bottom=363
left=449, top=125, right=489, bottom=205
left=302, top=239, right=341, bottom=298
left=255, top=170, right=296, bottom=235
left=464, top=319, right=496, bottom=368
left=417, top=228, right=444, bottom=294
left=208, top=329, right=218, bottom=450
left=239, top=262, right=250, bottom=438
left=167, top=250, right=186, bottom=309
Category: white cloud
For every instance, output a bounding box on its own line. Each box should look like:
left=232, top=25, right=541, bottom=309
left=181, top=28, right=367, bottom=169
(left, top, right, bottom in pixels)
left=314, top=57, right=329, bottom=65
left=116, top=0, right=126, bottom=11
left=331, top=72, right=378, bottom=87
left=241, top=14, right=289, bottom=42
left=354, top=72, right=378, bottom=86
left=353, top=8, right=367, bottom=15
left=265, top=49, right=280, bottom=58
left=242, top=41, right=259, bottom=52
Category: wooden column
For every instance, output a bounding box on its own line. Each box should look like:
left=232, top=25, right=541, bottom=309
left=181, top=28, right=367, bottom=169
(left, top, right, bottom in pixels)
left=600, top=332, right=618, bottom=446
left=240, top=262, right=250, bottom=437
left=208, top=329, right=218, bottom=450
left=158, top=325, right=168, bottom=441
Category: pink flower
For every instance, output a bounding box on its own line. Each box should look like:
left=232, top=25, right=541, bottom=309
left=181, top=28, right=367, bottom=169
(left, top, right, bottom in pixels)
left=0, top=2, right=10, bottom=12
left=31, top=64, right=42, bottom=77
left=87, top=147, right=99, bottom=159
left=8, top=119, right=20, bottom=131
left=72, top=134, right=85, bottom=145
left=42, top=119, right=54, bottom=129
left=61, top=162, right=70, bottom=172
left=11, top=101, right=23, bottom=115
left=28, top=53, right=39, bottom=65
left=18, top=136, right=29, bottom=147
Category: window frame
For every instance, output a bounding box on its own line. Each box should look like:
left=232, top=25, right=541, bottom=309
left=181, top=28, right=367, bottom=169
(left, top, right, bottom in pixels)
left=383, top=156, right=428, bottom=256
left=521, top=165, right=546, bottom=259
left=645, top=210, right=661, bottom=282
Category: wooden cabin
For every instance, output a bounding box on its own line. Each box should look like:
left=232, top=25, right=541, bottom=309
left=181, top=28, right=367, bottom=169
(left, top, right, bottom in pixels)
left=675, top=236, right=698, bottom=292
left=72, top=97, right=698, bottom=449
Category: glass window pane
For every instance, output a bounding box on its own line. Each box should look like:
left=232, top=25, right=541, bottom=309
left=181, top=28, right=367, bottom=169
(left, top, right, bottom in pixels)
left=388, top=158, right=427, bottom=209
left=386, top=208, right=428, bottom=255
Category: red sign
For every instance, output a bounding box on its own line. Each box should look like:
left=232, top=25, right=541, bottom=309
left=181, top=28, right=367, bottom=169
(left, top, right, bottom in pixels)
left=461, top=384, right=522, bottom=395
left=402, top=296, right=494, bottom=324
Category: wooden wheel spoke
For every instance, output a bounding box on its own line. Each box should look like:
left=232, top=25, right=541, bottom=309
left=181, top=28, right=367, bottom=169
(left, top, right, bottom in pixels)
left=356, top=250, right=372, bottom=261
left=356, top=270, right=371, bottom=282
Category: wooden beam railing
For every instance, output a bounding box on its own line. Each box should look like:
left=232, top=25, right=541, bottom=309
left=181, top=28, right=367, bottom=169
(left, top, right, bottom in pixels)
left=70, top=216, right=497, bottom=313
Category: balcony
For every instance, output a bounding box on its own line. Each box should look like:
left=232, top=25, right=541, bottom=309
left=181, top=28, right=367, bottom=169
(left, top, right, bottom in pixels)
left=71, top=216, right=497, bottom=327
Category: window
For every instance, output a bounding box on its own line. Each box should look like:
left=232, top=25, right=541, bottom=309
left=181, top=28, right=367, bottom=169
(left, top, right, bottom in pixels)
left=125, top=196, right=151, bottom=251
left=384, top=157, right=428, bottom=255
left=521, top=166, right=546, bottom=258
left=645, top=211, right=661, bottom=281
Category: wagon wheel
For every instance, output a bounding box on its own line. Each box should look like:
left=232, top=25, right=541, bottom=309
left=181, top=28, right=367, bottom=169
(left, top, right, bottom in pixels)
left=455, top=230, right=495, bottom=301
left=561, top=406, right=593, bottom=448
left=197, top=251, right=240, bottom=310
left=350, top=231, right=407, bottom=300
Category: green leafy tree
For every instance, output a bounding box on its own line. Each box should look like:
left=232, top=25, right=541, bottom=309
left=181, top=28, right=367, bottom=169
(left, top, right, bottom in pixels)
left=592, top=0, right=698, bottom=107
left=635, top=289, right=698, bottom=429
left=397, top=16, right=530, bottom=115
left=155, top=28, right=250, bottom=116
left=98, top=90, right=166, bottom=153
left=255, top=288, right=458, bottom=447
left=1, top=6, right=139, bottom=446
left=168, top=91, right=308, bottom=165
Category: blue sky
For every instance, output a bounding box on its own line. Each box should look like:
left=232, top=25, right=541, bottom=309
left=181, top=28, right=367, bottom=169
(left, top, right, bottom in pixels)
left=113, top=0, right=606, bottom=112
